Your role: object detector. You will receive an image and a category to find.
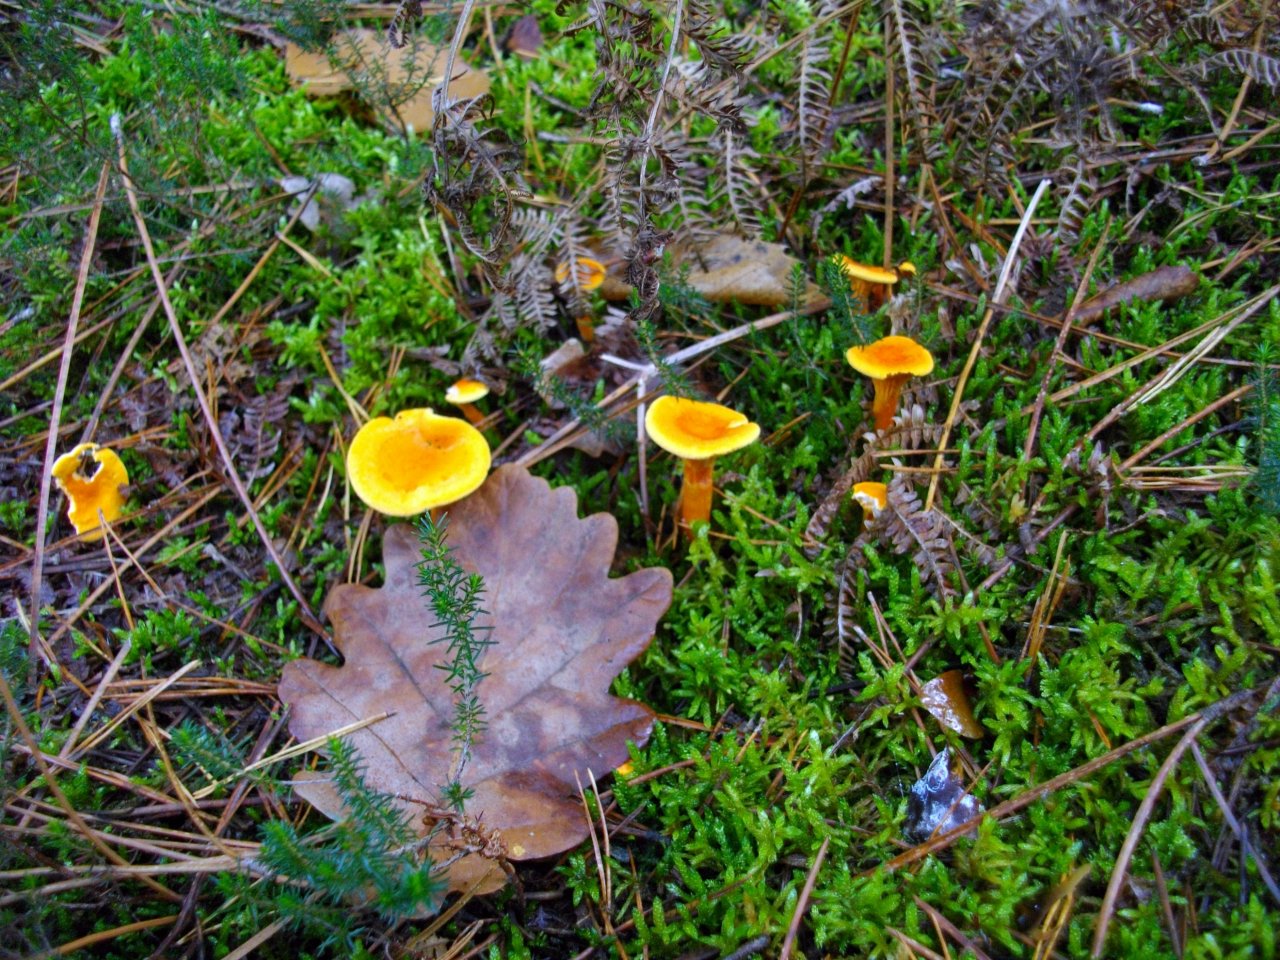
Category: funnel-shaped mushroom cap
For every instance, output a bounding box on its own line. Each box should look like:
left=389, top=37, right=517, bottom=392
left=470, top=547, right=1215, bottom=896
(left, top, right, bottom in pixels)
left=446, top=378, right=490, bottom=405
left=846, top=336, right=935, bottom=380
left=347, top=409, right=491, bottom=516
left=52, top=442, right=129, bottom=542
left=554, top=256, right=607, bottom=291
left=645, top=396, right=760, bottom=460
left=833, top=255, right=903, bottom=286
left=851, top=481, right=888, bottom=516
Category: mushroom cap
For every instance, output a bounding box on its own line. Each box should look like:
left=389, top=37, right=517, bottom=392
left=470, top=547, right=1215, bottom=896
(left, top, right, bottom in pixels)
left=846, top=336, right=935, bottom=380
left=833, top=255, right=902, bottom=286
left=446, top=378, right=490, bottom=405
left=347, top=409, right=491, bottom=516
left=645, top=396, right=761, bottom=460
left=896, top=261, right=917, bottom=278
left=52, top=442, right=129, bottom=541
left=851, top=481, right=888, bottom=516
left=554, top=256, right=607, bottom=291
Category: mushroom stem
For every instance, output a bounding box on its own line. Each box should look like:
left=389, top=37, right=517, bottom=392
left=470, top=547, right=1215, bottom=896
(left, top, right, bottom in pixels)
left=575, top=315, right=596, bottom=344
left=870, top=373, right=910, bottom=431
left=679, top=457, right=715, bottom=534
left=457, top=403, right=484, bottom=426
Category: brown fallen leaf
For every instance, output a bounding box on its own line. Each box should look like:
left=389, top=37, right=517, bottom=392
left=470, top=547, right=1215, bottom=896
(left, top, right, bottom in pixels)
left=920, top=670, right=984, bottom=738
left=505, top=14, right=544, bottom=57
left=600, top=233, right=822, bottom=306
left=283, top=29, right=490, bottom=134
left=278, top=465, right=672, bottom=895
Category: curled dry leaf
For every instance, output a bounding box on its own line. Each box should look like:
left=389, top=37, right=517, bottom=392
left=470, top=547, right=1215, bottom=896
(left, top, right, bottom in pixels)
left=279, top=465, right=672, bottom=895
left=920, top=670, right=984, bottom=738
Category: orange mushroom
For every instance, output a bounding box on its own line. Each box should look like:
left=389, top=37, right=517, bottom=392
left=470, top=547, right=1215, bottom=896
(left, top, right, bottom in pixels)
left=846, top=336, right=935, bottom=431
left=445, top=378, right=490, bottom=426
left=833, top=256, right=916, bottom=311
left=851, top=481, right=888, bottom=528
left=51, top=442, right=129, bottom=542
left=554, top=256, right=607, bottom=291
left=555, top=256, right=607, bottom=343
left=645, top=396, right=760, bottom=536
left=346, top=408, right=491, bottom=516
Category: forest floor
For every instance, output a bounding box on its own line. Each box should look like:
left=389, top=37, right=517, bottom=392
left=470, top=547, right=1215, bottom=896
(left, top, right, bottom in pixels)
left=2, top=2, right=1279, bottom=958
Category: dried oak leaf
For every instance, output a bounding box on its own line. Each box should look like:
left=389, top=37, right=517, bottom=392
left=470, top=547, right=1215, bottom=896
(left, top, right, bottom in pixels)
left=600, top=233, right=823, bottom=306
left=278, top=465, right=672, bottom=895
left=284, top=29, right=490, bottom=134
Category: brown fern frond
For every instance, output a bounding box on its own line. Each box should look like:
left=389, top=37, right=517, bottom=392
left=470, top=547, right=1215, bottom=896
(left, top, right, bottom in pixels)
left=709, top=128, right=762, bottom=237
left=823, top=559, right=864, bottom=681
left=795, top=7, right=834, bottom=176
left=878, top=476, right=956, bottom=599
left=806, top=405, right=946, bottom=546
left=1198, top=49, right=1280, bottom=90
left=1057, top=155, right=1098, bottom=242
left=886, top=0, right=941, bottom=160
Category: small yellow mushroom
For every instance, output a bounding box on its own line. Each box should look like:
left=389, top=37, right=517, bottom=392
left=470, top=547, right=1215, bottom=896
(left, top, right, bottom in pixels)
left=52, top=443, right=129, bottom=542
left=445, top=378, right=491, bottom=426
left=846, top=336, right=935, bottom=431
left=555, top=256, right=608, bottom=343
left=851, top=481, right=888, bottom=528
left=833, top=256, right=916, bottom=311
left=645, top=396, right=760, bottom=537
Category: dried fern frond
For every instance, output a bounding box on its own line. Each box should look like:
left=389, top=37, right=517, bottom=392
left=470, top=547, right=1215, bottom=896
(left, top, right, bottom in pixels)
left=806, top=405, right=947, bottom=546
left=875, top=476, right=956, bottom=598
left=708, top=127, right=763, bottom=237
left=1057, top=155, right=1098, bottom=242
left=425, top=93, right=528, bottom=270
left=1198, top=49, right=1280, bottom=90
left=824, top=559, right=865, bottom=681
left=886, top=0, right=941, bottom=160
left=795, top=7, right=834, bottom=177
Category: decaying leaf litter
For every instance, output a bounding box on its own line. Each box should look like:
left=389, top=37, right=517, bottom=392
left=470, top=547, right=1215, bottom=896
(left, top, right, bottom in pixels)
left=2, top=1, right=1280, bottom=958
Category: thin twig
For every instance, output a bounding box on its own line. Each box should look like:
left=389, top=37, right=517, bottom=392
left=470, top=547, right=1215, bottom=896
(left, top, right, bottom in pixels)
left=779, top=835, right=830, bottom=960
left=1189, top=741, right=1280, bottom=907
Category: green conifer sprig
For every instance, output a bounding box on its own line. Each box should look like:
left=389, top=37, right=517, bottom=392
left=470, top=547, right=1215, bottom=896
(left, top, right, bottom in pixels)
left=254, top=736, right=442, bottom=938
left=416, top=513, right=494, bottom=811
left=817, top=256, right=877, bottom=345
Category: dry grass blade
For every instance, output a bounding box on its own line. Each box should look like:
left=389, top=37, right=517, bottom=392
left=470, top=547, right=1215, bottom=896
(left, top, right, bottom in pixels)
left=778, top=835, right=829, bottom=960
left=925, top=178, right=1051, bottom=512
left=1092, top=716, right=1209, bottom=956
left=28, top=158, right=111, bottom=662
left=109, top=114, right=332, bottom=650
left=1188, top=742, right=1280, bottom=907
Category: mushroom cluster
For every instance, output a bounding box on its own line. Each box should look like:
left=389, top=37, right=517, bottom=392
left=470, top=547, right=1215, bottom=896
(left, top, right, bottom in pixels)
left=347, top=408, right=490, bottom=516
left=646, top=396, right=760, bottom=537
left=833, top=256, right=916, bottom=311
left=52, top=442, right=129, bottom=542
